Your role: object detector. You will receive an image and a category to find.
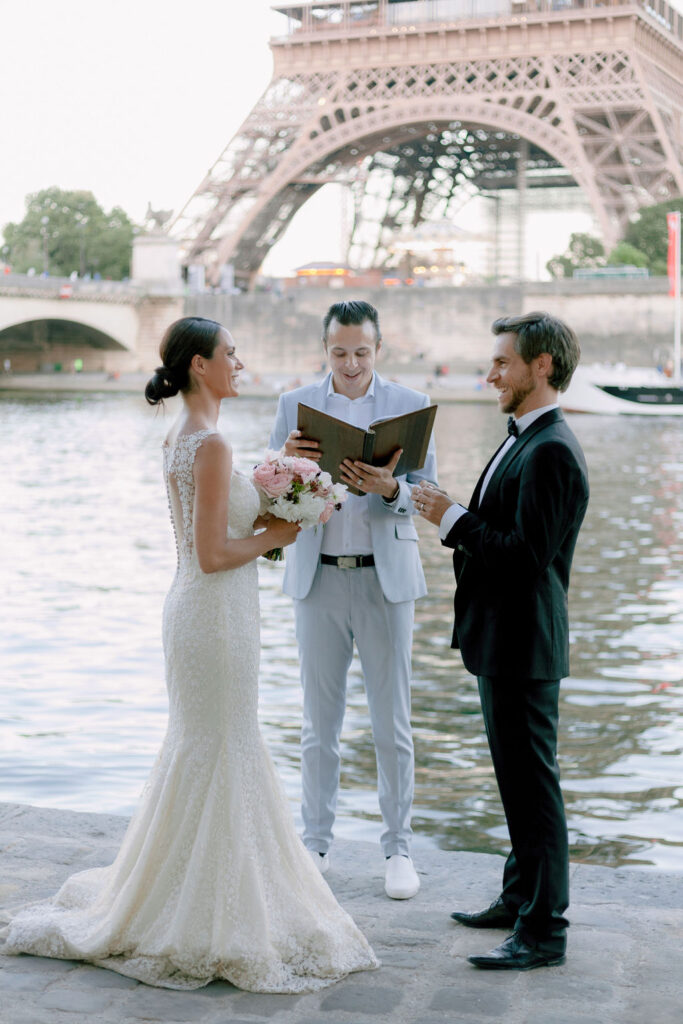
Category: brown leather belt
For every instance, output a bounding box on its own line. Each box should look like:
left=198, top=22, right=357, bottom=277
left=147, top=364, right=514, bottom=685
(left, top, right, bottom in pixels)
left=320, top=554, right=375, bottom=569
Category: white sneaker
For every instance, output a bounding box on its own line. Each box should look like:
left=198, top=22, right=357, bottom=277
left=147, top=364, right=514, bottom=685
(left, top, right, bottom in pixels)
left=309, top=849, right=330, bottom=875
left=385, top=855, right=420, bottom=899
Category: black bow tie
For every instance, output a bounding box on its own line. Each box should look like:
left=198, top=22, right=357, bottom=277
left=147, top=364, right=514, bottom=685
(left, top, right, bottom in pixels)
left=507, top=416, right=519, bottom=438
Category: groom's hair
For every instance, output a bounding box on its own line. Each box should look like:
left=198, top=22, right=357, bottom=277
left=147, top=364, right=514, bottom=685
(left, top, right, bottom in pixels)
left=322, top=300, right=382, bottom=347
left=492, top=311, right=580, bottom=392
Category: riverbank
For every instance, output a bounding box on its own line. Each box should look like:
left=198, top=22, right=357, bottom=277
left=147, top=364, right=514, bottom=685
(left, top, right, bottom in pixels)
left=0, top=803, right=681, bottom=1024
left=0, top=371, right=496, bottom=403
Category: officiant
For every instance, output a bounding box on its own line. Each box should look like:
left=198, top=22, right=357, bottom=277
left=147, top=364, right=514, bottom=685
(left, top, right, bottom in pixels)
left=269, top=300, right=437, bottom=901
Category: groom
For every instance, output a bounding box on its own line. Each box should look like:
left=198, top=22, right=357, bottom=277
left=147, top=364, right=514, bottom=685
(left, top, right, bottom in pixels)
left=413, top=311, right=589, bottom=970
left=269, top=299, right=437, bottom=899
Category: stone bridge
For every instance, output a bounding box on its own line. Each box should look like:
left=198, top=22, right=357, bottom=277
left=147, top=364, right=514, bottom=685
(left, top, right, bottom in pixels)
left=187, top=277, right=676, bottom=373
left=0, top=276, right=183, bottom=373
left=0, top=274, right=675, bottom=377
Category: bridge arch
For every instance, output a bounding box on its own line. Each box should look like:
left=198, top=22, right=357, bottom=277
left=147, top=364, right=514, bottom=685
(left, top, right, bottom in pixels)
left=0, top=317, right=131, bottom=355
left=0, top=286, right=185, bottom=372
left=0, top=296, right=138, bottom=356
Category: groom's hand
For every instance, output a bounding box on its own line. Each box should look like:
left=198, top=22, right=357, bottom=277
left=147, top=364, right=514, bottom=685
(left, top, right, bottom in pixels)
left=411, top=482, right=454, bottom=527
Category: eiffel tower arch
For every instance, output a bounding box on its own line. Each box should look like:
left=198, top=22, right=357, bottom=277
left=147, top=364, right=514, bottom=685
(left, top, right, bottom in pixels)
left=172, top=0, right=683, bottom=287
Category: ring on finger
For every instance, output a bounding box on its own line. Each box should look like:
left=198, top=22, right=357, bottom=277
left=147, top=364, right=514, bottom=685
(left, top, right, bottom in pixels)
left=357, top=477, right=363, bottom=486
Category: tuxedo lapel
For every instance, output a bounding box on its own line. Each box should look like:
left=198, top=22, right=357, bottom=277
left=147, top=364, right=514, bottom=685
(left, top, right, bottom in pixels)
left=478, top=433, right=530, bottom=507
left=468, top=438, right=509, bottom=511
left=476, top=408, right=565, bottom=511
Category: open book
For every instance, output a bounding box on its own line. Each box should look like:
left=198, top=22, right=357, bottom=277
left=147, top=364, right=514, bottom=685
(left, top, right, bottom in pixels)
left=297, top=403, right=437, bottom=495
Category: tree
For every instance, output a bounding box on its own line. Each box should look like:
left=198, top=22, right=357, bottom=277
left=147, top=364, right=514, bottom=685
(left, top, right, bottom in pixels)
left=2, top=187, right=136, bottom=279
left=606, top=242, right=649, bottom=268
left=546, top=253, right=574, bottom=280
left=623, top=198, right=683, bottom=277
left=546, top=233, right=606, bottom=278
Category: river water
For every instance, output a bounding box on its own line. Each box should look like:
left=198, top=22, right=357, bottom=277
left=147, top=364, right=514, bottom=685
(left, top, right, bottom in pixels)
left=1, top=392, right=681, bottom=870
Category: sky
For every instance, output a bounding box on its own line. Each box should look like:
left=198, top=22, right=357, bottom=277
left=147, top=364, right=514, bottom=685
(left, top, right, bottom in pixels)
left=1, top=0, right=283, bottom=224
left=1, top=0, right=602, bottom=278
left=1, top=0, right=319, bottom=273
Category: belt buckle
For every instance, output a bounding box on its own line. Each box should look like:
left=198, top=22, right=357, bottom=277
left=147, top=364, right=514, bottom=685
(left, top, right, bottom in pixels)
left=337, top=555, right=357, bottom=570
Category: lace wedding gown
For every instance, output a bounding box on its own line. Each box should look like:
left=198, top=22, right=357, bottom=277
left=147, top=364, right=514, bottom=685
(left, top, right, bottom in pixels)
left=3, top=430, right=378, bottom=991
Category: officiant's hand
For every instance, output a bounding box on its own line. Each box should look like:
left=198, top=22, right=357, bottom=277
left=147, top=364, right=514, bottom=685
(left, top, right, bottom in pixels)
left=411, top=481, right=454, bottom=527
left=283, top=430, right=321, bottom=461
left=341, top=448, right=403, bottom=500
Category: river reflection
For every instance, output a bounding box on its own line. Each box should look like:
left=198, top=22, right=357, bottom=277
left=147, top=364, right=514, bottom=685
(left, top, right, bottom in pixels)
left=1, top=393, right=681, bottom=869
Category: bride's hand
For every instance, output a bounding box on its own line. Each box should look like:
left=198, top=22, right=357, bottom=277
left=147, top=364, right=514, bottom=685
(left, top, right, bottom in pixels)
left=253, top=513, right=272, bottom=530
left=266, top=518, right=301, bottom=548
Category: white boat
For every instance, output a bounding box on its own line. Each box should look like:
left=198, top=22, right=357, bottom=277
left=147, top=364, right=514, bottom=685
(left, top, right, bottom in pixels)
left=560, top=364, right=683, bottom=416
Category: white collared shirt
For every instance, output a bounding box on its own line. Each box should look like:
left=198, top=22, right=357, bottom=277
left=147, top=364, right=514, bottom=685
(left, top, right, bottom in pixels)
left=320, top=372, right=377, bottom=556
left=438, top=403, right=559, bottom=540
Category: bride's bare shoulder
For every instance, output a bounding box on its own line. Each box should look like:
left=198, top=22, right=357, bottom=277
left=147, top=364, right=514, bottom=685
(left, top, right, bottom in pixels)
left=193, top=431, right=232, bottom=468
left=164, top=423, right=228, bottom=448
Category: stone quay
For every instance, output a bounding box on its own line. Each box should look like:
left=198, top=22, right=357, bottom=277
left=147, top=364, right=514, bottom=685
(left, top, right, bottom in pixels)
left=1, top=803, right=682, bottom=1024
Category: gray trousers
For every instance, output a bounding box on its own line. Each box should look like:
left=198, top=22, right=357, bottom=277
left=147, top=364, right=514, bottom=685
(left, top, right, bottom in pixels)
left=294, top=563, right=415, bottom=857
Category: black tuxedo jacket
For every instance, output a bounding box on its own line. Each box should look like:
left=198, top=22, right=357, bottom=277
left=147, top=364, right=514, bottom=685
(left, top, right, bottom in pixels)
left=443, top=408, right=589, bottom=680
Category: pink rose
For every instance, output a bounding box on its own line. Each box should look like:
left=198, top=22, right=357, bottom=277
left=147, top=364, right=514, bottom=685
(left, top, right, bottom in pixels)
left=290, top=457, right=320, bottom=484
left=319, top=500, right=336, bottom=524
left=253, top=461, right=293, bottom=498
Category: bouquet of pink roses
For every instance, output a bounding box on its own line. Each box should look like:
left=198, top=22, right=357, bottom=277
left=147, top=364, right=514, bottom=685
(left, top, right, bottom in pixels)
left=252, top=450, right=348, bottom=560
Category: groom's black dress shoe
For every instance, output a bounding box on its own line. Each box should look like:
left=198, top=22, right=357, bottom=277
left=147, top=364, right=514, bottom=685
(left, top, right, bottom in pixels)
left=468, top=933, right=566, bottom=971
left=450, top=897, right=515, bottom=929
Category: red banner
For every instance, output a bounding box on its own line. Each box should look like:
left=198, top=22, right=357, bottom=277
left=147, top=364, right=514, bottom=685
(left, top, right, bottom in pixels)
left=667, top=211, right=680, bottom=297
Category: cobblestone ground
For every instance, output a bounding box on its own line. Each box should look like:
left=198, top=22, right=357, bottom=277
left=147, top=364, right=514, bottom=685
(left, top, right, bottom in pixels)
left=1, top=803, right=682, bottom=1024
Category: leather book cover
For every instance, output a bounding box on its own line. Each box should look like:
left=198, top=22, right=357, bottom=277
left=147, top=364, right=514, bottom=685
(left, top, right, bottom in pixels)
left=297, top=403, right=437, bottom=496
left=369, top=404, right=438, bottom=479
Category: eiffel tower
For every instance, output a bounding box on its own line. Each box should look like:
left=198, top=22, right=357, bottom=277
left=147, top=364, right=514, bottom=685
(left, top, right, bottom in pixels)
left=172, top=0, right=683, bottom=287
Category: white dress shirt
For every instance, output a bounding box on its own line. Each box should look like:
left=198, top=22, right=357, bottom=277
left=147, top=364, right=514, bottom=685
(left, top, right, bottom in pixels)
left=320, top=373, right=377, bottom=556
left=438, top=403, right=559, bottom=540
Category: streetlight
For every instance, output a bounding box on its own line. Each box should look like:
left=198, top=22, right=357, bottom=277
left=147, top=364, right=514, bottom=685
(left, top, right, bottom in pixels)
left=40, top=215, right=49, bottom=276
left=76, top=215, right=89, bottom=277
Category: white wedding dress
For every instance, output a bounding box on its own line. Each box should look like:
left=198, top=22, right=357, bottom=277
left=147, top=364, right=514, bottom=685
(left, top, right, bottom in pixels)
left=3, top=430, right=378, bottom=991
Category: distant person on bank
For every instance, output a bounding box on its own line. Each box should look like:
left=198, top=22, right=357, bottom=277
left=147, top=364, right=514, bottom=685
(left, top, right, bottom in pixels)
left=413, top=311, right=589, bottom=970
left=269, top=300, right=438, bottom=900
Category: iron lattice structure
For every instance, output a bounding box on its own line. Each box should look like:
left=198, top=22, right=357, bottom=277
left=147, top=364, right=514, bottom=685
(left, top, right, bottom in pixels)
left=172, top=0, right=683, bottom=285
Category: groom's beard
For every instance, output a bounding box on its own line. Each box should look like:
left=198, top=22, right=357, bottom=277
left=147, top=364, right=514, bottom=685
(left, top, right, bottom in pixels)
left=501, top=370, right=535, bottom=414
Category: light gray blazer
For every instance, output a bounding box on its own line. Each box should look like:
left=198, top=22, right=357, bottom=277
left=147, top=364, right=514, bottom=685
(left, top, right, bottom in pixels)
left=269, top=372, right=438, bottom=604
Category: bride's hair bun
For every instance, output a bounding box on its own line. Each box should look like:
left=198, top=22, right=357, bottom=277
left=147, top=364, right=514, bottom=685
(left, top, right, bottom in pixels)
left=144, top=316, right=223, bottom=406
left=145, top=366, right=183, bottom=406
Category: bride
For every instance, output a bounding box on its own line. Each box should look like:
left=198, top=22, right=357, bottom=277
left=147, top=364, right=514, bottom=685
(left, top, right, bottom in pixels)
left=2, top=316, right=378, bottom=992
